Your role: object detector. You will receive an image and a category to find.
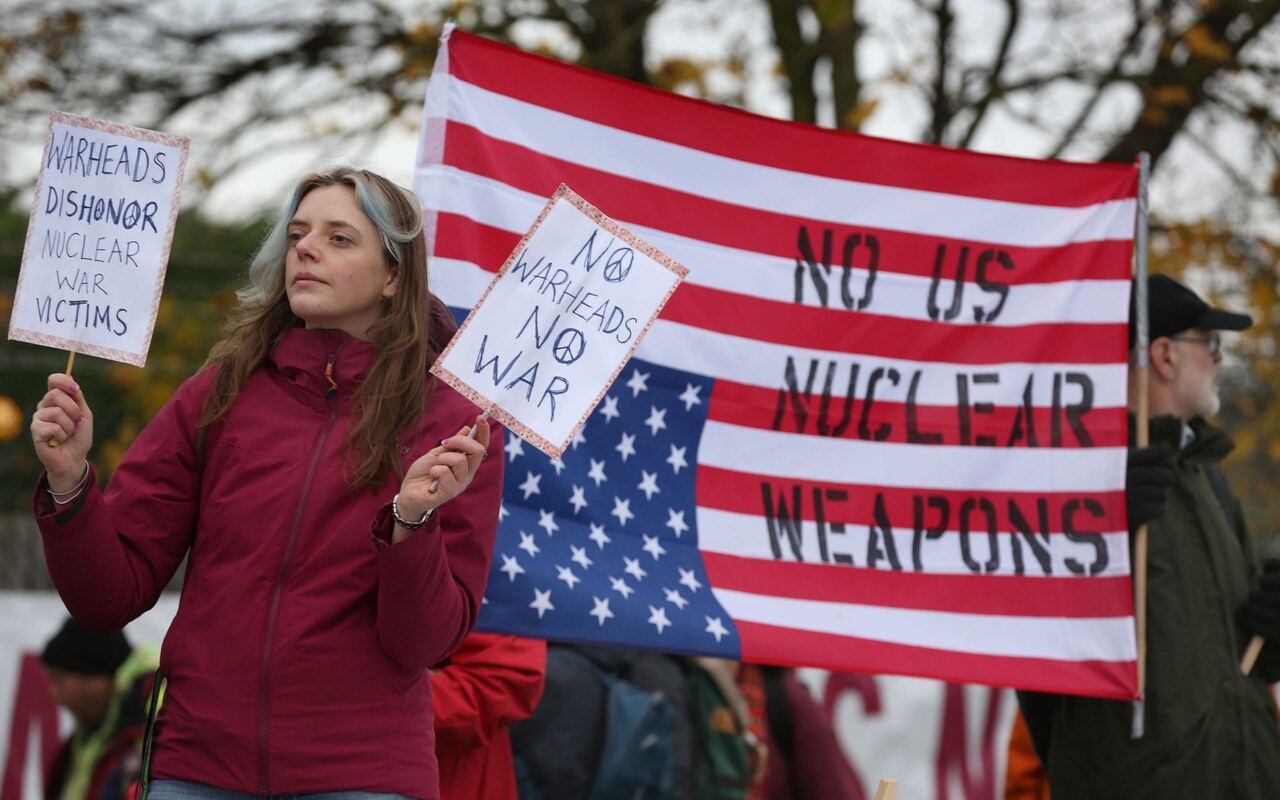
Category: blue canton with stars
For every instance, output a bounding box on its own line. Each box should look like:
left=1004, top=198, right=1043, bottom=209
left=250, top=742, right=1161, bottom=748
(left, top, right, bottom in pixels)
left=473, top=355, right=742, bottom=658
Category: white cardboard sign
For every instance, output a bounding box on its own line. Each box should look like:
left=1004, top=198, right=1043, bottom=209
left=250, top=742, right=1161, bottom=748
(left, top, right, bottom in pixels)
left=432, top=185, right=687, bottom=457
left=8, top=111, right=190, bottom=367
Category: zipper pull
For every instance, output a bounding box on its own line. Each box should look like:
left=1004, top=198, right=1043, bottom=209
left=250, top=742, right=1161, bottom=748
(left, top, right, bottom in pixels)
left=324, top=353, right=339, bottom=399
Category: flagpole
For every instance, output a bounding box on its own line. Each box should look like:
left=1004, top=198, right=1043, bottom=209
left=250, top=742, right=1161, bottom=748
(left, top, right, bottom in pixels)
left=1131, top=152, right=1151, bottom=739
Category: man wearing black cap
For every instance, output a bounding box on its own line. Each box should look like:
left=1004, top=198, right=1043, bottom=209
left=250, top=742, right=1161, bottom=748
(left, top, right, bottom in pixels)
left=1018, top=274, right=1280, bottom=798
left=40, top=618, right=157, bottom=800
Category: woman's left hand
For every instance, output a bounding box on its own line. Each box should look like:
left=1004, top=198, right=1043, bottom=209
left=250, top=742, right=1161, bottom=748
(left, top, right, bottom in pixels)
left=395, top=414, right=491, bottom=529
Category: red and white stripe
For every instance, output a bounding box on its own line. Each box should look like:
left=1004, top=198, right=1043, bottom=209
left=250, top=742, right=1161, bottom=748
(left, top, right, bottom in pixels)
left=416, top=27, right=1139, bottom=699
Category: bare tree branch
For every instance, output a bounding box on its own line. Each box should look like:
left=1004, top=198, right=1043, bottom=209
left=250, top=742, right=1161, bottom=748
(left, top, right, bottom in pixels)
left=927, top=0, right=954, bottom=144
left=955, top=0, right=1020, bottom=149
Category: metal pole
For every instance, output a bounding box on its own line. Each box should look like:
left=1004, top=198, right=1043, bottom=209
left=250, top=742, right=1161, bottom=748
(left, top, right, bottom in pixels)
left=1131, top=151, right=1151, bottom=739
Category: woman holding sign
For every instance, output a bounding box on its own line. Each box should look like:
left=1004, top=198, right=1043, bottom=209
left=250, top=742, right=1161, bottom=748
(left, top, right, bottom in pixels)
left=29, top=166, right=502, bottom=800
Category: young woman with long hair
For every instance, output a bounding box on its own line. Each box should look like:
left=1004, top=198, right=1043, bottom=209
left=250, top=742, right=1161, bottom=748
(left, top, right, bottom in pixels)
left=30, top=166, right=503, bottom=800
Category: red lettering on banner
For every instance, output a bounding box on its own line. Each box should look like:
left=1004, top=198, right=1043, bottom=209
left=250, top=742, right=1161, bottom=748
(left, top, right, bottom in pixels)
left=2, top=653, right=59, bottom=800
left=935, top=683, right=1005, bottom=800
left=823, top=673, right=881, bottom=800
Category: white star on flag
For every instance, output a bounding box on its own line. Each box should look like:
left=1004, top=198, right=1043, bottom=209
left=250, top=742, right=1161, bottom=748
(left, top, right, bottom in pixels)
left=626, top=369, right=650, bottom=397
left=644, top=406, right=667, bottom=436
left=499, top=555, right=525, bottom=582
left=590, top=596, right=614, bottom=626
left=666, top=508, right=689, bottom=538
left=518, top=471, right=542, bottom=500
left=570, top=545, right=593, bottom=570
left=705, top=616, right=729, bottom=642
left=537, top=509, right=559, bottom=536
left=611, top=497, right=634, bottom=527
left=648, top=605, right=672, bottom=634
left=679, top=568, right=703, bottom=593
left=588, top=523, right=612, bottom=549
left=518, top=531, right=540, bottom=557
left=556, top=565, right=581, bottom=589
left=610, top=576, right=635, bottom=599
left=549, top=457, right=567, bottom=475
left=637, top=471, right=661, bottom=500
left=679, top=384, right=703, bottom=411
left=599, top=395, right=620, bottom=422
left=505, top=436, right=525, bottom=462
left=616, top=432, right=636, bottom=462
left=587, top=459, right=608, bottom=487
left=569, top=485, right=588, bottom=513
left=664, top=588, right=689, bottom=609
left=643, top=534, right=667, bottom=560
left=666, top=445, right=688, bottom=474
left=530, top=589, right=554, bottom=619
left=624, top=557, right=647, bottom=581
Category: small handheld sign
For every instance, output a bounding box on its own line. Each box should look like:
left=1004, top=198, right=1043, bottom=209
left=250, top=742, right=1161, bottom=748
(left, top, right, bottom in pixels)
left=8, top=111, right=190, bottom=369
left=431, top=185, right=688, bottom=458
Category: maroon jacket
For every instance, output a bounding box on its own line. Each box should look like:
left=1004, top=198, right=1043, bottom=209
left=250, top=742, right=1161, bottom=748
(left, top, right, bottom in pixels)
left=35, top=327, right=504, bottom=800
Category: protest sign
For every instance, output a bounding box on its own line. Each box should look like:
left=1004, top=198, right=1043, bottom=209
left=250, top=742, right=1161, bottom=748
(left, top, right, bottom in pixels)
left=431, top=185, right=687, bottom=457
left=8, top=111, right=189, bottom=367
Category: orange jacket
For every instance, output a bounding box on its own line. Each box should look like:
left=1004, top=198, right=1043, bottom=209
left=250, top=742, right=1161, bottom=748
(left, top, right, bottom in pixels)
left=1005, top=708, right=1050, bottom=800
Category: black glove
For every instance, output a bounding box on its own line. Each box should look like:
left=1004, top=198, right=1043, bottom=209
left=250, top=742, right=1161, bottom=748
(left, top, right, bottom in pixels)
left=1238, top=559, right=1280, bottom=640
left=1125, top=444, right=1173, bottom=530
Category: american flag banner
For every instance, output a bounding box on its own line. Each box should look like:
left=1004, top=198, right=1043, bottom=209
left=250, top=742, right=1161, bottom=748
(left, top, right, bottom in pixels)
left=415, top=27, right=1140, bottom=699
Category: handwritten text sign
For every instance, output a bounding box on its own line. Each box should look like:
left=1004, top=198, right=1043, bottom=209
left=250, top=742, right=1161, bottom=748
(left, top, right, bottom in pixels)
left=8, top=112, right=190, bottom=367
left=432, top=185, right=688, bottom=457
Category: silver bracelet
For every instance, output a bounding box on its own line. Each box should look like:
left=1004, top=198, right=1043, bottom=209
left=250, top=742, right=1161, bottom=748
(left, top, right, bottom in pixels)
left=47, top=463, right=91, bottom=501
left=392, top=493, right=435, bottom=530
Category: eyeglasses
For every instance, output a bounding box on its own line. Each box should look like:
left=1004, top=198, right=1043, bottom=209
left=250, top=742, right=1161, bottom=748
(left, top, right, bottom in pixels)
left=1171, top=332, right=1222, bottom=356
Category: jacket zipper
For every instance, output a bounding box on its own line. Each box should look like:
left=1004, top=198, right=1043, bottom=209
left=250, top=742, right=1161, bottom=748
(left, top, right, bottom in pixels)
left=256, top=341, right=345, bottom=794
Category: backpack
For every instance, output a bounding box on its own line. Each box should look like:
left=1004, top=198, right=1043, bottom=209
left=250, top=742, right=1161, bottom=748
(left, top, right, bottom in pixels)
left=565, top=651, right=678, bottom=800
left=687, top=663, right=754, bottom=800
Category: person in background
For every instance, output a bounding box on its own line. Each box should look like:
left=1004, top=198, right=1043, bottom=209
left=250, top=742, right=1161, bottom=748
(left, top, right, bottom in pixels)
left=432, top=633, right=546, bottom=799
left=1017, top=274, right=1280, bottom=799
left=29, top=166, right=503, bottom=800
left=1002, top=708, right=1050, bottom=800
left=41, top=617, right=158, bottom=800
left=759, top=667, right=860, bottom=800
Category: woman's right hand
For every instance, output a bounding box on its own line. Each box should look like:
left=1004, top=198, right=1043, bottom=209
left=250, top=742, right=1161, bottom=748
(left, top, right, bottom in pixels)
left=31, top=373, right=94, bottom=490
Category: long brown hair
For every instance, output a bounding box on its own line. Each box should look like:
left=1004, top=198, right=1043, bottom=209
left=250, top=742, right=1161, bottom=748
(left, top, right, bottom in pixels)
left=199, top=166, right=440, bottom=490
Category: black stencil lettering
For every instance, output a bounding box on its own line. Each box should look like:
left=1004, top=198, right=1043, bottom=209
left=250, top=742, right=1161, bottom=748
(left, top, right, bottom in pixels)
left=1007, top=498, right=1052, bottom=576
left=1062, top=498, right=1109, bottom=576
left=867, top=493, right=903, bottom=570
left=911, top=495, right=950, bottom=571
left=927, top=244, right=969, bottom=321
left=858, top=367, right=898, bottom=441
left=958, top=497, right=1000, bottom=574
left=972, top=249, right=1014, bottom=322
left=762, top=482, right=805, bottom=561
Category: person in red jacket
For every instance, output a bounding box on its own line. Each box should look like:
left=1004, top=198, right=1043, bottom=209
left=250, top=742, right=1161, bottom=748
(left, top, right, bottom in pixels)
left=431, top=633, right=546, bottom=799
left=30, top=166, right=503, bottom=800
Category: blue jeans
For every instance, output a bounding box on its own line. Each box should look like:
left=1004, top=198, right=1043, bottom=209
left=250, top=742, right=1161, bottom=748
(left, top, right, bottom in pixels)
left=147, top=780, right=417, bottom=800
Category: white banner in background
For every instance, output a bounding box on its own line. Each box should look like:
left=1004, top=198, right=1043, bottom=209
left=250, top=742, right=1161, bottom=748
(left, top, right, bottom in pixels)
left=0, top=592, right=1016, bottom=800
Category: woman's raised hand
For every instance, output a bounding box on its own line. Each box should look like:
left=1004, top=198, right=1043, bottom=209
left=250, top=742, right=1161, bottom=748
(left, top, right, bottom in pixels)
left=31, top=373, right=94, bottom=490
left=396, top=414, right=491, bottom=526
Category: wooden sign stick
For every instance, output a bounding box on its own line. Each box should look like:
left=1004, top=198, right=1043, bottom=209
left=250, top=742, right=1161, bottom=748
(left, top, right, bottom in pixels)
left=874, top=778, right=899, bottom=800
left=47, top=350, right=76, bottom=448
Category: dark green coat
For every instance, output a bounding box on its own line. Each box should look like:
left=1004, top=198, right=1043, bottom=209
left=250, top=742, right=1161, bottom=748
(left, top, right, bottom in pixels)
left=1036, top=416, right=1280, bottom=799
